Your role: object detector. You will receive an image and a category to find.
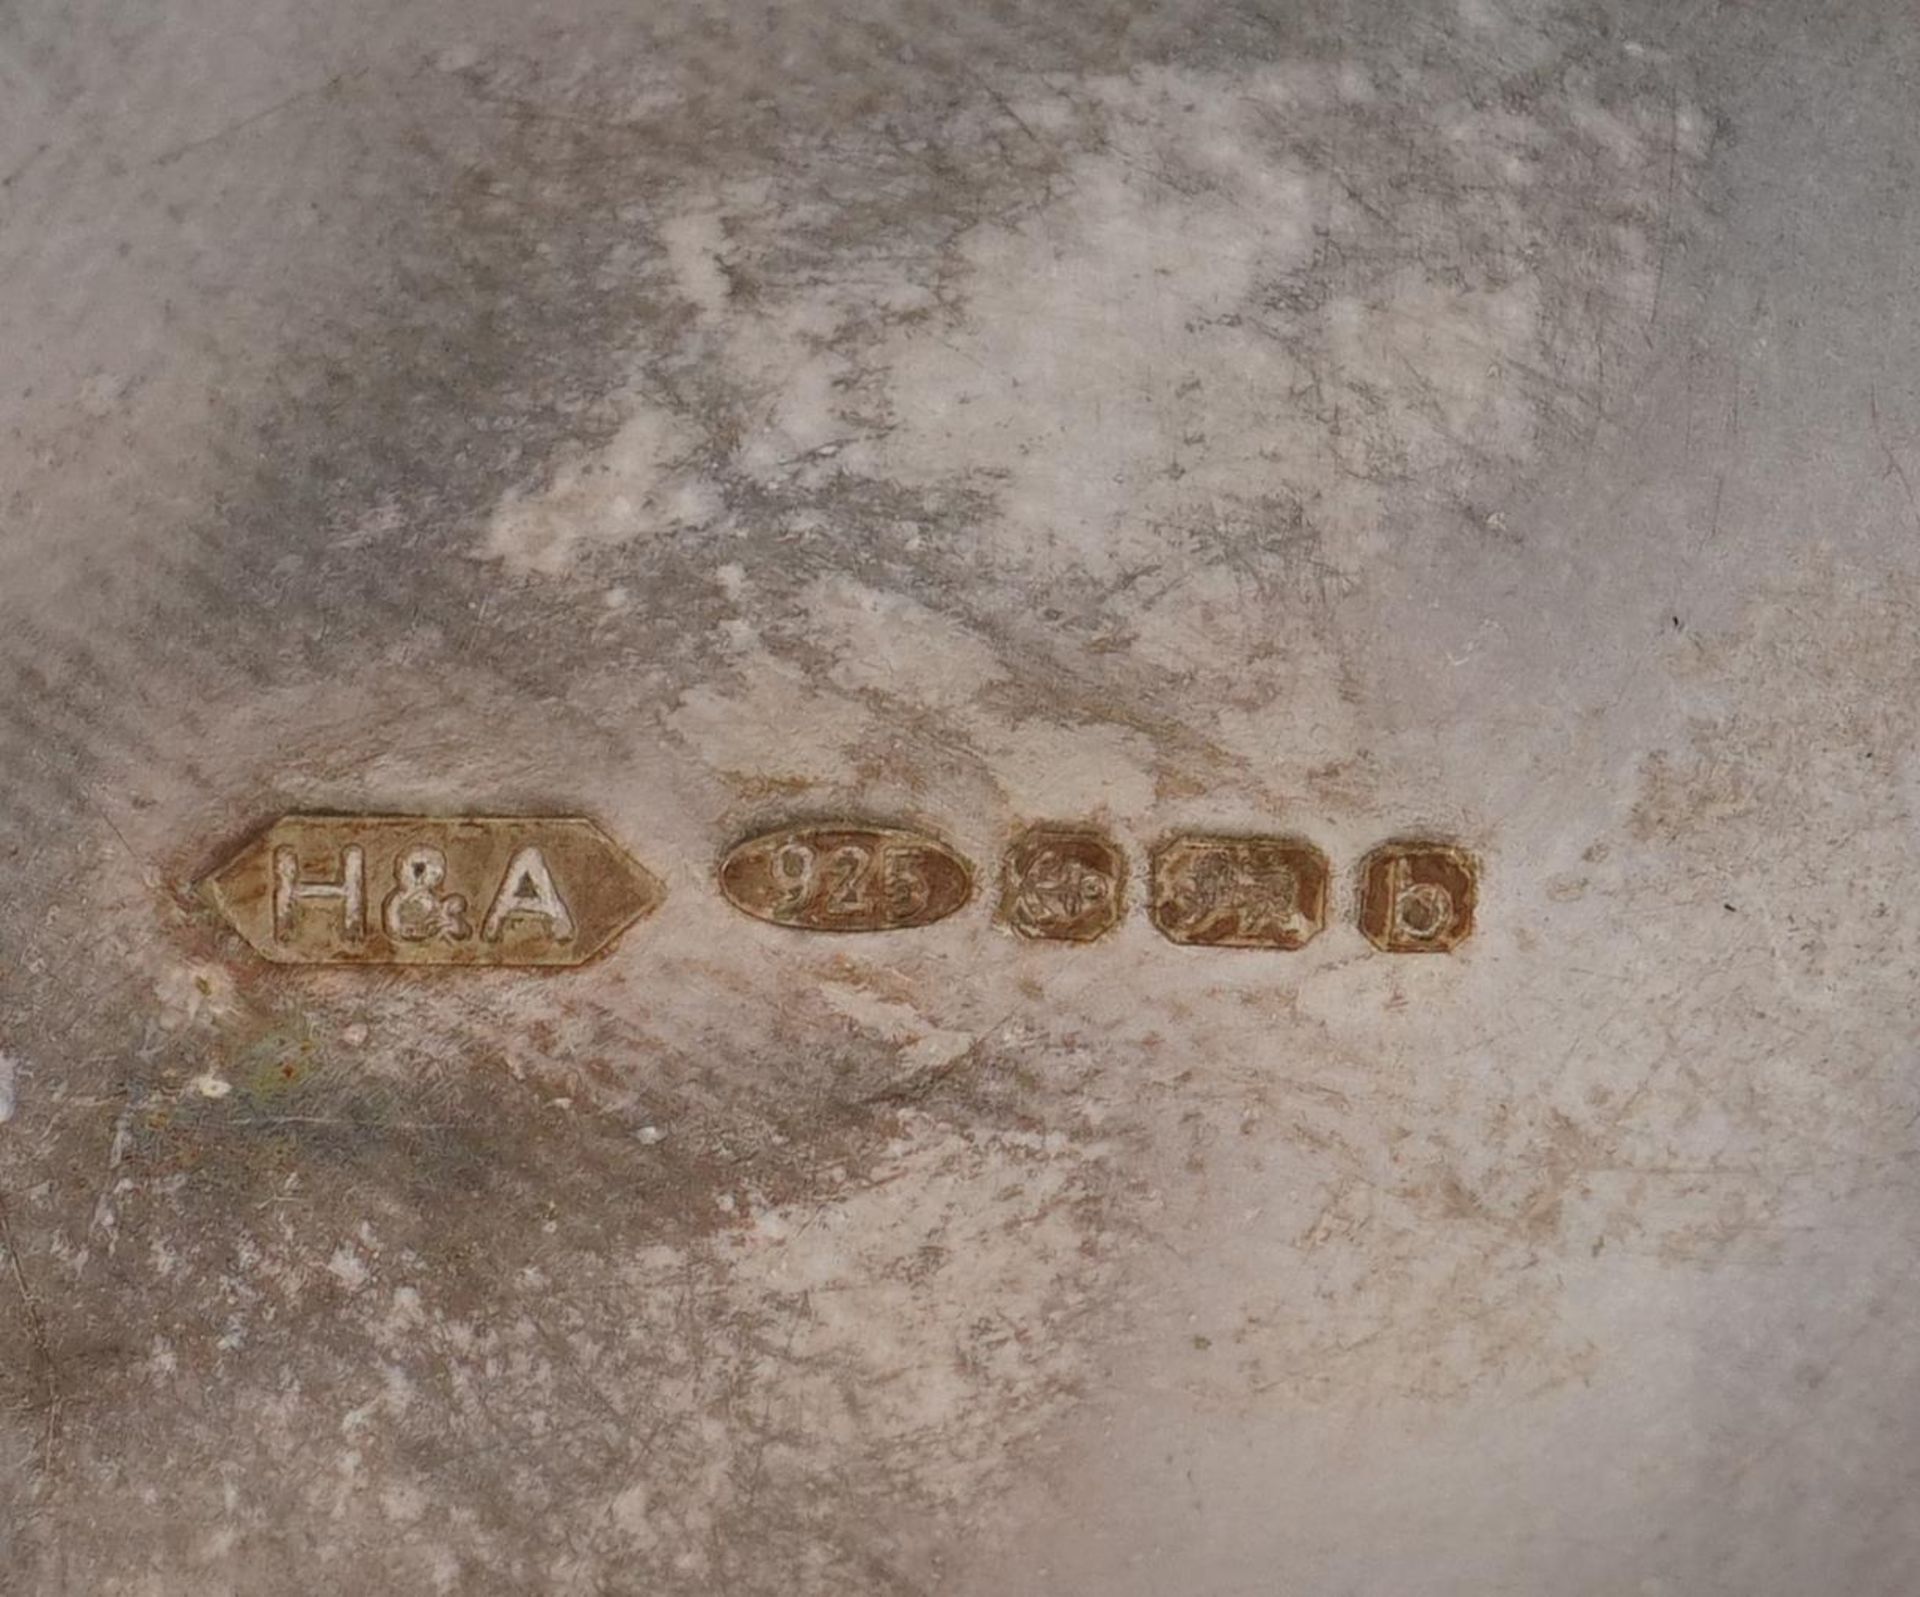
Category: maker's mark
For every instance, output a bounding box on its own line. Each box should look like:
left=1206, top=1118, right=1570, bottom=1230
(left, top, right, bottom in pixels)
left=207, top=815, right=662, bottom=966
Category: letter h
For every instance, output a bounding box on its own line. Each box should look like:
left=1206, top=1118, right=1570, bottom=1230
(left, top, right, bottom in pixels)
left=273, top=845, right=366, bottom=942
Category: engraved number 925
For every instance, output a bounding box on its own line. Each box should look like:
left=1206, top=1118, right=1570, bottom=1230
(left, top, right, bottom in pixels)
left=769, top=841, right=930, bottom=922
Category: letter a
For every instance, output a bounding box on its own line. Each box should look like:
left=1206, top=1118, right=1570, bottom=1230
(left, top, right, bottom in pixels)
left=482, top=847, right=576, bottom=943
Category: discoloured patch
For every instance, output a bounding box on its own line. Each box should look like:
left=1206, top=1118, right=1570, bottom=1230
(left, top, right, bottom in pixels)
left=12, top=933, right=1130, bottom=1593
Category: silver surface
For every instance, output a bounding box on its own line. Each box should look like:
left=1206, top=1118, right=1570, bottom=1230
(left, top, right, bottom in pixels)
left=2, top=1, right=1916, bottom=1591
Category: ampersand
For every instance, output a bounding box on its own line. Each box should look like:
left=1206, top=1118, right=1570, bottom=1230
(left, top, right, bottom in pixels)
left=382, top=846, right=472, bottom=943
